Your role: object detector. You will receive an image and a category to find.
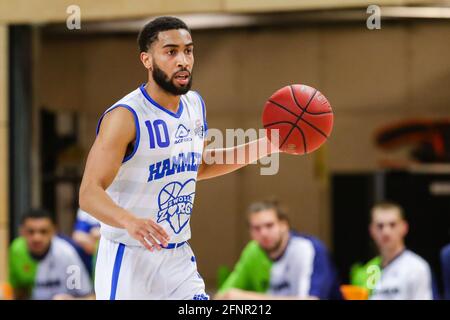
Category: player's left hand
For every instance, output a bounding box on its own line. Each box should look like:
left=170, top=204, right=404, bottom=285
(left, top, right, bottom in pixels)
left=122, top=215, right=170, bottom=251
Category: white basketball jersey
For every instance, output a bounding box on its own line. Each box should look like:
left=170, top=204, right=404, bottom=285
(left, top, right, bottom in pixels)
left=370, top=250, right=433, bottom=300
left=97, top=84, right=207, bottom=247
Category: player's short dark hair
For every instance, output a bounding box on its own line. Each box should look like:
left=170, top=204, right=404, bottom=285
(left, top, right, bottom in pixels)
left=21, top=208, right=55, bottom=225
left=371, top=201, right=405, bottom=221
left=247, top=199, right=290, bottom=226
left=137, top=16, right=191, bottom=53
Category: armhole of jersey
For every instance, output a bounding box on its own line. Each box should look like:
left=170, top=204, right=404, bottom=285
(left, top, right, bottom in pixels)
left=193, top=91, right=208, bottom=135
left=96, top=104, right=140, bottom=164
left=308, top=240, right=328, bottom=299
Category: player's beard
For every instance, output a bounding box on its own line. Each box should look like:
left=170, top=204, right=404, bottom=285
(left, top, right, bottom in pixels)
left=152, top=61, right=193, bottom=96
left=263, top=234, right=285, bottom=256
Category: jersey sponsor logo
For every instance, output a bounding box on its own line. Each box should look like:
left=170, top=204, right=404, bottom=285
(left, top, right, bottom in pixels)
left=156, top=179, right=195, bottom=234
left=372, top=287, right=400, bottom=296
left=174, top=124, right=193, bottom=144
left=194, top=119, right=204, bottom=138
left=271, top=281, right=290, bottom=292
left=175, top=124, right=190, bottom=138
left=147, top=152, right=202, bottom=182
left=35, top=279, right=62, bottom=288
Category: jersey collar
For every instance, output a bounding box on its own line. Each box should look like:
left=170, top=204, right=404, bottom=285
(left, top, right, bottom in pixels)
left=270, top=232, right=293, bottom=262
left=381, top=248, right=407, bottom=270
left=139, top=83, right=184, bottom=119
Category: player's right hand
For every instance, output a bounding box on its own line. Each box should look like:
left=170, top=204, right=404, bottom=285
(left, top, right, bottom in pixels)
left=123, top=216, right=170, bottom=251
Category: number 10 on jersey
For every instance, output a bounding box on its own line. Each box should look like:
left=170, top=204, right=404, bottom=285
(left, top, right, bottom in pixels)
left=146, top=120, right=170, bottom=148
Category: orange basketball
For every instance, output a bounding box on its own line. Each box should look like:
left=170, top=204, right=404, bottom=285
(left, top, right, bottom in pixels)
left=262, top=84, right=334, bottom=154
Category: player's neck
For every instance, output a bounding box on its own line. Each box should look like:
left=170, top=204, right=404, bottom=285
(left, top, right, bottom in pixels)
left=268, top=232, right=290, bottom=260
left=29, top=242, right=52, bottom=261
left=144, top=82, right=181, bottom=112
left=381, top=244, right=405, bottom=267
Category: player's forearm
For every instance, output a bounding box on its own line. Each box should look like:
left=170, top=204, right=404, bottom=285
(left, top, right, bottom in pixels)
left=197, top=157, right=246, bottom=181
left=198, top=137, right=274, bottom=180
left=79, top=182, right=134, bottom=229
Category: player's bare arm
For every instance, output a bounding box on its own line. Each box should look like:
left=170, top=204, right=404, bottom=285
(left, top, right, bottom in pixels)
left=197, top=137, right=279, bottom=181
left=79, top=107, right=169, bottom=251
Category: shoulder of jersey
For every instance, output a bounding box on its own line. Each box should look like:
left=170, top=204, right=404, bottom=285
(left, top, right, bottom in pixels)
left=117, top=87, right=143, bottom=105
left=402, top=250, right=431, bottom=270
left=289, top=235, right=315, bottom=251
left=183, top=90, right=204, bottom=106
left=290, top=232, right=323, bottom=248
left=113, top=88, right=203, bottom=110
left=54, top=236, right=81, bottom=258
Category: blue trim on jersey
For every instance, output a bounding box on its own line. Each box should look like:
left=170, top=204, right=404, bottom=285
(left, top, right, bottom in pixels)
left=139, top=84, right=184, bottom=118
left=290, top=231, right=343, bottom=300
left=309, top=238, right=331, bottom=299
left=110, top=243, right=125, bottom=300
left=74, top=220, right=94, bottom=233
left=193, top=91, right=208, bottom=134
left=161, top=241, right=187, bottom=249
left=381, top=249, right=406, bottom=270
left=96, top=104, right=140, bottom=164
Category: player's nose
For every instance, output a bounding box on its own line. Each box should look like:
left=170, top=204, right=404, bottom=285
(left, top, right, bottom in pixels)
left=176, top=53, right=190, bottom=68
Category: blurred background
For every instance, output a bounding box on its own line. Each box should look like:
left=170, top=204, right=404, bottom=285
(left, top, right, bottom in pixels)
left=0, top=0, right=449, bottom=296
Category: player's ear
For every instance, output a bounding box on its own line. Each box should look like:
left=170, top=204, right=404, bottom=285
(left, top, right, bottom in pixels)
left=401, top=220, right=409, bottom=237
left=140, top=51, right=153, bottom=70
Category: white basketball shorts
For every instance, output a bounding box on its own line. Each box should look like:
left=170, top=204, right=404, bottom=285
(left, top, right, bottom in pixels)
left=94, top=236, right=209, bottom=300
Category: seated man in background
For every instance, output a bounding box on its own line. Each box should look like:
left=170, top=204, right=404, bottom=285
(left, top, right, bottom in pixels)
left=367, top=202, right=434, bottom=300
left=216, top=200, right=342, bottom=300
left=9, top=209, right=94, bottom=300
left=72, top=208, right=100, bottom=275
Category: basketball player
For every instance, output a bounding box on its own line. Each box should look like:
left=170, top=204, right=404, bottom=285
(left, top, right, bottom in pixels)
left=216, top=200, right=341, bottom=300
left=369, top=202, right=434, bottom=300
left=79, top=16, right=279, bottom=300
